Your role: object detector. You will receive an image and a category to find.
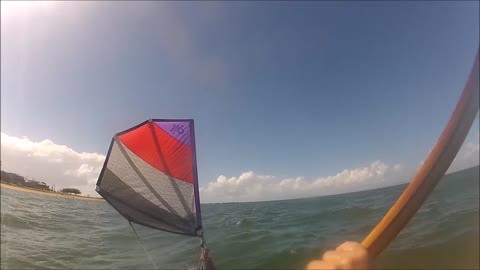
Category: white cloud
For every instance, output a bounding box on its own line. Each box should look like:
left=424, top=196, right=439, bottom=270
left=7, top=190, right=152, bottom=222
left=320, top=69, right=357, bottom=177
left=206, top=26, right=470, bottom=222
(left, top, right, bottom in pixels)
left=1, top=132, right=105, bottom=196
left=200, top=161, right=414, bottom=203
left=201, top=135, right=479, bottom=203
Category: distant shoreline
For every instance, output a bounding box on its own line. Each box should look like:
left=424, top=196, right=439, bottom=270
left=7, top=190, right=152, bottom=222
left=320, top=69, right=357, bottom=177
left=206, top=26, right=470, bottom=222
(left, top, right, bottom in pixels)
left=0, top=183, right=104, bottom=202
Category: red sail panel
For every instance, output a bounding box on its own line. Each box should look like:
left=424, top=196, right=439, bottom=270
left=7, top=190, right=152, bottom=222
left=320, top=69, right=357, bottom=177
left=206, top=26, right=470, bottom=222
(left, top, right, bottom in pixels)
left=117, top=122, right=193, bottom=183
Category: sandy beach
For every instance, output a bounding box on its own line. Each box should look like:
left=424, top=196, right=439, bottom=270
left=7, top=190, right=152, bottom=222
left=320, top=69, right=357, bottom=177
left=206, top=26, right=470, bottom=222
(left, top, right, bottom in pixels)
left=0, top=183, right=104, bottom=202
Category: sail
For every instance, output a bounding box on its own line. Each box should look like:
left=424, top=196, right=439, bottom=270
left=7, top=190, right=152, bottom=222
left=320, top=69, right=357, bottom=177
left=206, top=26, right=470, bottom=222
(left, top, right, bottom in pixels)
left=96, top=119, right=202, bottom=236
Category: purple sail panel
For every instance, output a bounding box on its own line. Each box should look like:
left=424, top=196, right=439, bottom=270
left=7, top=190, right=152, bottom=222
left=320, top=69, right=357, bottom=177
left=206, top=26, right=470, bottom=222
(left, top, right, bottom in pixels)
left=154, top=121, right=191, bottom=146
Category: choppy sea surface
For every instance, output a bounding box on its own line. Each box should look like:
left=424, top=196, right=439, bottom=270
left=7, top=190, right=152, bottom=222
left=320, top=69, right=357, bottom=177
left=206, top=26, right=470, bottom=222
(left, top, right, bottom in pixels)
left=1, top=166, right=478, bottom=269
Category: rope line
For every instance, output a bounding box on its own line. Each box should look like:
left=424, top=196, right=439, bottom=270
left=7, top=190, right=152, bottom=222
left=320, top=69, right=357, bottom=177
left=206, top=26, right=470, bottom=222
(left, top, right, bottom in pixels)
left=129, top=221, right=159, bottom=270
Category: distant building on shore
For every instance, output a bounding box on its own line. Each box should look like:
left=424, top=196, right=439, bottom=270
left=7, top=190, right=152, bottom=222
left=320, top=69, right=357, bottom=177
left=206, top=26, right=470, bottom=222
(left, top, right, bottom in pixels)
left=1, top=170, right=50, bottom=191
left=24, top=180, right=50, bottom=190
left=1, top=170, right=26, bottom=186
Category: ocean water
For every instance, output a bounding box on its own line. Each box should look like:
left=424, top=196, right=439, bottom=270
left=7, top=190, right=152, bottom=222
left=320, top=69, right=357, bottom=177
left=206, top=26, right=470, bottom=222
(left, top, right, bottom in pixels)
left=1, top=166, right=478, bottom=269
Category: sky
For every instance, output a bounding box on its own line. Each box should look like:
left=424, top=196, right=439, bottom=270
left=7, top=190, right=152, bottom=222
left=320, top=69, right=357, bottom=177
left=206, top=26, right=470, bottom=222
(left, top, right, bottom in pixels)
left=1, top=1, right=479, bottom=202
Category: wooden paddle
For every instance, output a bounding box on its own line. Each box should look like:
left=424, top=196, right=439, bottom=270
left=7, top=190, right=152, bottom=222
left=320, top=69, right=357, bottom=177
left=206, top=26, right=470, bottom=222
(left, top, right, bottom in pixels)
left=362, top=49, right=480, bottom=257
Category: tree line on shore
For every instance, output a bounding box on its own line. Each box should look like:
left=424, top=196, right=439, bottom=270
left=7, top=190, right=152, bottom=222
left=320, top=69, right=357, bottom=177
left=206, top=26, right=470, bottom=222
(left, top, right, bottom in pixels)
left=1, top=170, right=81, bottom=194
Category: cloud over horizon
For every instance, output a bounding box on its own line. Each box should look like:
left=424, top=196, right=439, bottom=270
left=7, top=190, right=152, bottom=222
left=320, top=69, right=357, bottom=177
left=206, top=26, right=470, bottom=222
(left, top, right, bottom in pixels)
left=1, top=132, right=105, bottom=196
left=200, top=161, right=414, bottom=203
left=1, top=132, right=478, bottom=202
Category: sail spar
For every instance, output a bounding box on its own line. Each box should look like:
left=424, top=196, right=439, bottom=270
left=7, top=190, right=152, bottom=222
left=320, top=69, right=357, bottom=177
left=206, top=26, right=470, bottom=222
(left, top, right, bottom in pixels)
left=96, top=119, right=214, bottom=269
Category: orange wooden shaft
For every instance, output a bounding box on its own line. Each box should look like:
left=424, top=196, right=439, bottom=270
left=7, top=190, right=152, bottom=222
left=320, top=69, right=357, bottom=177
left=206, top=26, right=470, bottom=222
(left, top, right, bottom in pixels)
left=362, top=50, right=480, bottom=257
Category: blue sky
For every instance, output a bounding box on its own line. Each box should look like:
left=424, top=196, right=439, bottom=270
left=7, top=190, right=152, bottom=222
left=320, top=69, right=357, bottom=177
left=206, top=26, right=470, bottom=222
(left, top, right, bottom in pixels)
left=1, top=1, right=479, bottom=201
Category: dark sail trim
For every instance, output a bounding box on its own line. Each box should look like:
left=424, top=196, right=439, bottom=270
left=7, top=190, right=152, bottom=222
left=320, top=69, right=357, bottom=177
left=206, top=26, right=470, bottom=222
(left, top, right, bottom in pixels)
left=96, top=137, right=115, bottom=187
left=190, top=120, right=203, bottom=230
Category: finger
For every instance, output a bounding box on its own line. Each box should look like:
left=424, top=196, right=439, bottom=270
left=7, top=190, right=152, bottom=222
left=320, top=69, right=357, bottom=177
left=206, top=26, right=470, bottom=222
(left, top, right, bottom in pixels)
left=336, top=242, right=365, bottom=253
left=336, top=242, right=368, bottom=260
left=335, top=242, right=369, bottom=269
left=322, top=251, right=354, bottom=270
left=322, top=250, right=343, bottom=263
left=306, top=260, right=337, bottom=270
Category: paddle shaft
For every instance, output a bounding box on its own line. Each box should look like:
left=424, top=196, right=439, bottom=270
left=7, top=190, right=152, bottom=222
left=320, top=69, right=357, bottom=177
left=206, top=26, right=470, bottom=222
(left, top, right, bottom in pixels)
left=362, top=50, right=480, bottom=257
